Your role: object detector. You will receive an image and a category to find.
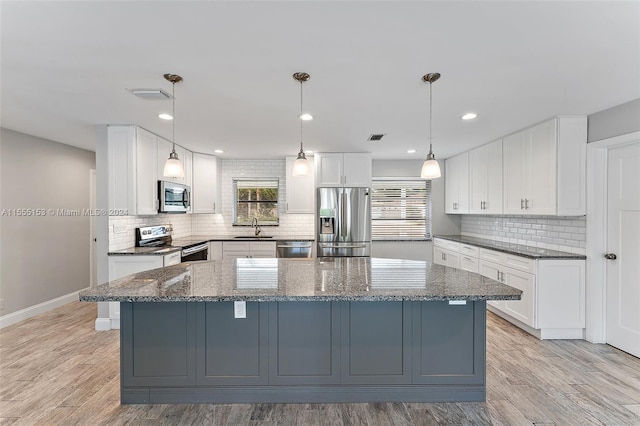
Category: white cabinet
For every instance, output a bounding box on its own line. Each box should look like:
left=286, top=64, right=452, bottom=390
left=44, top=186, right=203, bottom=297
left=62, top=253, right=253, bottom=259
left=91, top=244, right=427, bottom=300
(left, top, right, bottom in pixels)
left=157, top=138, right=192, bottom=188
left=107, top=252, right=179, bottom=329
left=209, top=242, right=223, bottom=260
left=432, top=238, right=585, bottom=339
left=192, top=153, right=221, bottom=214
left=469, top=139, right=503, bottom=214
left=108, top=125, right=159, bottom=216
left=286, top=156, right=315, bottom=213
left=503, top=117, right=587, bottom=215
left=314, top=153, right=372, bottom=187
left=222, top=241, right=276, bottom=259
left=444, top=152, right=469, bottom=214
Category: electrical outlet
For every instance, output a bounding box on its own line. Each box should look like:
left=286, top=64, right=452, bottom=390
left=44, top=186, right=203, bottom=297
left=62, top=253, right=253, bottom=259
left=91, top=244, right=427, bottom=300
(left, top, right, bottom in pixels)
left=113, top=224, right=127, bottom=233
left=234, top=301, right=246, bottom=318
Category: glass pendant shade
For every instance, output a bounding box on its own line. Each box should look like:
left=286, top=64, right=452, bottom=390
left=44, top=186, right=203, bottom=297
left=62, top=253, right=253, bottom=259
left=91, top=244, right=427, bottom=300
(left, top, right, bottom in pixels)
left=292, top=151, right=310, bottom=176
left=420, top=158, right=441, bottom=179
left=164, top=151, right=185, bottom=178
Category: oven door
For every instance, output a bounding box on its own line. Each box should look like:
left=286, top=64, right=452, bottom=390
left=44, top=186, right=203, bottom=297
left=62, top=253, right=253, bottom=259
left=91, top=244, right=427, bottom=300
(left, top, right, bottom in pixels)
left=181, top=243, right=208, bottom=262
left=159, top=181, right=191, bottom=213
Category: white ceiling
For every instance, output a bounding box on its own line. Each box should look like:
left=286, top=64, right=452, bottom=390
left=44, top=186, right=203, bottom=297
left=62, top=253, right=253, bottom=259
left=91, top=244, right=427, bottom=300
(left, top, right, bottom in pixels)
left=2, top=1, right=639, bottom=160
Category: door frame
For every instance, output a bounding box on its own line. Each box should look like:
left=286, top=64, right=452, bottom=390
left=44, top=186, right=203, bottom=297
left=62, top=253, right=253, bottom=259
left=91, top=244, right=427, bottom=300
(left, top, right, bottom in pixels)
left=585, top=131, right=640, bottom=343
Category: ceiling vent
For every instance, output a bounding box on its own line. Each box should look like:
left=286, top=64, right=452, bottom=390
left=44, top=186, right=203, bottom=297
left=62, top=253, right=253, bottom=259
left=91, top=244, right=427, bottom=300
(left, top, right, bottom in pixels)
left=367, top=133, right=386, bottom=141
left=128, top=89, right=172, bottom=100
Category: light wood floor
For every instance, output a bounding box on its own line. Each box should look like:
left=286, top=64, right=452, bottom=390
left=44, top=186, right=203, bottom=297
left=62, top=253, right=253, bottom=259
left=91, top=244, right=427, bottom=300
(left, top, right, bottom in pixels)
left=1, top=302, right=639, bottom=425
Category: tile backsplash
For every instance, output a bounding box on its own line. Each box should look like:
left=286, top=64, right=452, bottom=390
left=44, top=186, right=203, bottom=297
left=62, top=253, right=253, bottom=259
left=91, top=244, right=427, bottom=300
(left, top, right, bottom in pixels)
left=109, top=159, right=315, bottom=251
left=460, top=215, right=586, bottom=255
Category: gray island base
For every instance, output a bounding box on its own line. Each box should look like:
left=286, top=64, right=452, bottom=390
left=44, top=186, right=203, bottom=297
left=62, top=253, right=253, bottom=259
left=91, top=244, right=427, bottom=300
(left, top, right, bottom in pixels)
left=80, top=258, right=521, bottom=404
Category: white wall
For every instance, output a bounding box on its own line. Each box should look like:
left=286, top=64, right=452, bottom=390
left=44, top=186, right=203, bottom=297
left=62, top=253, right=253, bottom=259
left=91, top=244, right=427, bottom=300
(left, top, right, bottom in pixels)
left=370, top=159, right=459, bottom=261
left=588, top=98, right=640, bottom=142
left=0, top=128, right=96, bottom=317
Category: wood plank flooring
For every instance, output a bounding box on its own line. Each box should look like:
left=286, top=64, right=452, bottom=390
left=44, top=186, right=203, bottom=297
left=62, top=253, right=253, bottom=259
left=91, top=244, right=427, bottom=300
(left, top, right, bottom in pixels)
left=1, top=302, right=639, bottom=425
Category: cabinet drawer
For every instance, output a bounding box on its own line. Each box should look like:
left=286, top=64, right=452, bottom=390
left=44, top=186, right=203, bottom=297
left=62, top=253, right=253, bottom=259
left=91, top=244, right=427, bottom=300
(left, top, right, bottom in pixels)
left=433, top=239, right=460, bottom=252
left=504, top=253, right=535, bottom=273
left=223, top=241, right=251, bottom=251
left=460, top=256, right=479, bottom=273
left=164, top=252, right=181, bottom=266
left=479, top=248, right=502, bottom=264
left=433, top=238, right=446, bottom=249
left=250, top=241, right=276, bottom=254
left=459, top=244, right=479, bottom=258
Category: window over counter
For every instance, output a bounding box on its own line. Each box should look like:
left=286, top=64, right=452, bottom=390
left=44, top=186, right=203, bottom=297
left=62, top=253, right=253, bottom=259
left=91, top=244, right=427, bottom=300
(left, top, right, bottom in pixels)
left=371, top=178, right=432, bottom=240
left=233, top=178, right=279, bottom=225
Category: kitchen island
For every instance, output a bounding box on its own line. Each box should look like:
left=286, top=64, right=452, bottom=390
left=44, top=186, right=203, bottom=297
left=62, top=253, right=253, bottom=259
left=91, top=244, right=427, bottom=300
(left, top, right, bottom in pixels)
left=80, top=257, right=521, bottom=404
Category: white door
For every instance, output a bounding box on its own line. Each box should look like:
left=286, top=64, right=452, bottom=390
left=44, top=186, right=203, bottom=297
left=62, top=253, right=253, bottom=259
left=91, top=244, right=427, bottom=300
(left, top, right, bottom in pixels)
left=606, top=142, right=640, bottom=357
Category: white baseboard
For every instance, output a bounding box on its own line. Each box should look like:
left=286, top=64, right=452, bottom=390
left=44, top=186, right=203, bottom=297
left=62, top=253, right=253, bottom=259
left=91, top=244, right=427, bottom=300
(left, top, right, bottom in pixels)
left=487, top=305, right=585, bottom=340
left=0, top=289, right=88, bottom=329
left=95, top=317, right=112, bottom=331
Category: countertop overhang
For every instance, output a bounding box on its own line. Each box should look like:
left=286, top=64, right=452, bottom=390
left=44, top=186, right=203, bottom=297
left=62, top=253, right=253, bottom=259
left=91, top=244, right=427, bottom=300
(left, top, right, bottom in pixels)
left=435, top=235, right=586, bottom=259
left=80, top=257, right=522, bottom=303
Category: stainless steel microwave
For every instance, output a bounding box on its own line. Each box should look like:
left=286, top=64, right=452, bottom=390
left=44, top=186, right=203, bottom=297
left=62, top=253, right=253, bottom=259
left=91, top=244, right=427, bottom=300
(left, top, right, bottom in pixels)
left=158, top=181, right=191, bottom=213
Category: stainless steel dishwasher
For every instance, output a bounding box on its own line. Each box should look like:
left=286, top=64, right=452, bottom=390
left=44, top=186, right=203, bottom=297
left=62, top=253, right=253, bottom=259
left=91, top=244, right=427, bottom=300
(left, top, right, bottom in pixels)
left=276, top=241, right=313, bottom=258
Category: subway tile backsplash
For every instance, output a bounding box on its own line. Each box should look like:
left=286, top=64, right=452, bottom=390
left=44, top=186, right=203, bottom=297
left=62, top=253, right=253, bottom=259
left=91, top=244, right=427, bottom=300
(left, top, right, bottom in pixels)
left=460, top=215, right=586, bottom=255
left=109, top=159, right=315, bottom=251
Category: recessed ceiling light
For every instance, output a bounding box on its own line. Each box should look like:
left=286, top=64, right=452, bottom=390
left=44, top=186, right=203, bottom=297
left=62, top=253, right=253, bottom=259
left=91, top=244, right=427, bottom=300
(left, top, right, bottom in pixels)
left=214, top=149, right=224, bottom=154
left=299, top=113, right=313, bottom=121
left=158, top=113, right=173, bottom=120
left=407, top=149, right=417, bottom=154
left=461, top=113, right=478, bottom=120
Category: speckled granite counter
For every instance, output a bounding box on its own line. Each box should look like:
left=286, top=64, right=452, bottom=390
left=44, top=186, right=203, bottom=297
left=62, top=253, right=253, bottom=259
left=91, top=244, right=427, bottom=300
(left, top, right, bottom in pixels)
left=80, top=257, right=521, bottom=302
left=435, top=235, right=586, bottom=259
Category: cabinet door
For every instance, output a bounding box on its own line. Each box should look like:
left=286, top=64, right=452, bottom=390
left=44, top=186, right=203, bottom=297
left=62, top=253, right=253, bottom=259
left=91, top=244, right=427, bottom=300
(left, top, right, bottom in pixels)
left=433, top=246, right=446, bottom=266
left=503, top=130, right=528, bottom=214
left=445, top=249, right=461, bottom=269
left=470, top=139, right=502, bottom=214
left=107, top=126, right=136, bottom=212
left=502, top=266, right=535, bottom=328
left=526, top=119, right=557, bottom=215
left=209, top=242, right=223, bottom=260
left=343, top=153, right=372, bottom=187
left=479, top=260, right=505, bottom=310
left=192, top=153, right=220, bottom=214
left=163, top=251, right=181, bottom=266
left=183, top=149, right=193, bottom=190
left=196, top=302, right=268, bottom=385
left=445, top=152, right=469, bottom=214
left=135, top=128, right=159, bottom=215
left=285, top=156, right=315, bottom=213
left=314, top=153, right=343, bottom=187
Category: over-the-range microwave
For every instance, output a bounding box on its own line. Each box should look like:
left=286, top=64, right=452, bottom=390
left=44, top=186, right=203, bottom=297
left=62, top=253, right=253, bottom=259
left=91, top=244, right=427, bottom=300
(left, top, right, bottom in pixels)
left=158, top=180, right=191, bottom=213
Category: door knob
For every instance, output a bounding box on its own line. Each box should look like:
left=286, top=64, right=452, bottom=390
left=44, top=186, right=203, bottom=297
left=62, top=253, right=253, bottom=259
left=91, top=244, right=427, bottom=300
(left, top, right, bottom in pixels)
left=604, top=253, right=617, bottom=260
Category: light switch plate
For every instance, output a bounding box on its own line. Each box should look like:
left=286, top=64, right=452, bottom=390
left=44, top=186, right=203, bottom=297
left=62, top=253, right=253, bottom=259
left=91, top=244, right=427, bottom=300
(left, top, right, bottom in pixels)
left=234, top=301, right=246, bottom=318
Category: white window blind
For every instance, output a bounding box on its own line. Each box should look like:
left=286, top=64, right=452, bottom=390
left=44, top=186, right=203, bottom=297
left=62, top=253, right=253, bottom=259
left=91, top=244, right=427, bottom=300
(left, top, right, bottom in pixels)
left=371, top=179, right=432, bottom=240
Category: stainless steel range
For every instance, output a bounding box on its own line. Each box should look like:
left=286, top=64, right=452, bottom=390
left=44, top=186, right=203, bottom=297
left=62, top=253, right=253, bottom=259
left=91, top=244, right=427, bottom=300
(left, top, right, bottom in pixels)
left=135, top=225, right=208, bottom=262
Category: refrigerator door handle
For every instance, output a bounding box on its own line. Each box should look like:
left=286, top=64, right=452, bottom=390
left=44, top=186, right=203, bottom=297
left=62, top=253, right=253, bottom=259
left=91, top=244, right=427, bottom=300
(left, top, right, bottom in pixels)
left=323, top=244, right=367, bottom=249
left=341, top=190, right=347, bottom=238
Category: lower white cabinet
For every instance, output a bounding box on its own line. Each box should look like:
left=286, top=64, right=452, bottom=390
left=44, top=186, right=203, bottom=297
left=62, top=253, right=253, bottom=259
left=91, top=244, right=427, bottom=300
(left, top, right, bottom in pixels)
left=107, top=253, right=181, bottom=329
left=433, top=238, right=585, bottom=339
left=209, top=242, right=223, bottom=260
left=222, top=241, right=276, bottom=259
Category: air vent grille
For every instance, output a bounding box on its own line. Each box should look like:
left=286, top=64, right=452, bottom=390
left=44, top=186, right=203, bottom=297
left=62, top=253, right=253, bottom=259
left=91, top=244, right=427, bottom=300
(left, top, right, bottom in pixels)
left=368, top=134, right=386, bottom=141
left=129, top=89, right=172, bottom=100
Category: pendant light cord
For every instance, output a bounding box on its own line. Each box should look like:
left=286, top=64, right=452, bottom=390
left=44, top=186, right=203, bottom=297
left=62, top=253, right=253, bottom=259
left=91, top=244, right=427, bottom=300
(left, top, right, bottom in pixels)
left=428, top=81, right=433, bottom=154
left=171, top=81, right=177, bottom=154
left=299, top=80, right=304, bottom=153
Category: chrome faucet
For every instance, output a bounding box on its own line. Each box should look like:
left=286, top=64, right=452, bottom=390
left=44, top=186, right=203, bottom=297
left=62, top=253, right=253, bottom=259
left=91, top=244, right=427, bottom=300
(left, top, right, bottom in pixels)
left=252, top=216, right=262, bottom=237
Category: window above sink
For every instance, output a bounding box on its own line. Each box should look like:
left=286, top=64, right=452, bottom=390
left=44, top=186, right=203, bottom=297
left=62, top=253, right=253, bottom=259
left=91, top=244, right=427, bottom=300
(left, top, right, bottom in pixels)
left=233, top=178, right=279, bottom=226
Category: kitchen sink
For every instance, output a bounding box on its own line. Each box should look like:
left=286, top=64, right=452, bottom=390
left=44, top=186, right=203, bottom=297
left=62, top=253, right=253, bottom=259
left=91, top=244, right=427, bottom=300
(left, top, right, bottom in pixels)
left=233, top=236, right=273, bottom=239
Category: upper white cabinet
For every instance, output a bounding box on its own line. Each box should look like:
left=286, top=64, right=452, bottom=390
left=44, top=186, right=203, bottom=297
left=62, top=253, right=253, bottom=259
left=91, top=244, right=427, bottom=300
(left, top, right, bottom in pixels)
left=108, top=125, right=158, bottom=216
left=469, top=139, right=503, bottom=214
left=157, top=139, right=192, bottom=187
left=191, top=152, right=221, bottom=214
left=286, top=156, right=315, bottom=213
left=444, top=152, right=469, bottom=214
left=503, top=117, right=587, bottom=216
left=314, top=153, right=372, bottom=187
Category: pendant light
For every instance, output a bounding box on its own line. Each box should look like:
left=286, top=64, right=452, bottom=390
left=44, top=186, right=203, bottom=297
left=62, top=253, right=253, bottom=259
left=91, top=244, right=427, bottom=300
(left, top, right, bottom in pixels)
left=163, top=73, right=185, bottom=178
left=292, top=72, right=311, bottom=176
left=420, top=72, right=442, bottom=179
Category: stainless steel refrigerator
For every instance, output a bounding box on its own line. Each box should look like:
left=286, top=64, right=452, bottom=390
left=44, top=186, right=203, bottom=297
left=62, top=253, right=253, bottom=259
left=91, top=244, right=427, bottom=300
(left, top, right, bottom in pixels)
left=317, top=187, right=371, bottom=257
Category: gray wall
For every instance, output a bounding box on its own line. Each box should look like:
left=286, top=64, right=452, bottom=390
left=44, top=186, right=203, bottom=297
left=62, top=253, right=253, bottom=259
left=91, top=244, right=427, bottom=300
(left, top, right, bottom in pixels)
left=588, top=98, right=640, bottom=142
left=371, top=160, right=460, bottom=261
left=0, top=128, right=96, bottom=316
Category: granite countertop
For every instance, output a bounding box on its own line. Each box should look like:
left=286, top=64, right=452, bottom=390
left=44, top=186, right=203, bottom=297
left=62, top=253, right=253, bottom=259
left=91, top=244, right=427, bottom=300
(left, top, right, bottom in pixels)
left=109, top=236, right=316, bottom=256
left=79, top=257, right=522, bottom=303
left=435, top=235, right=586, bottom=260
